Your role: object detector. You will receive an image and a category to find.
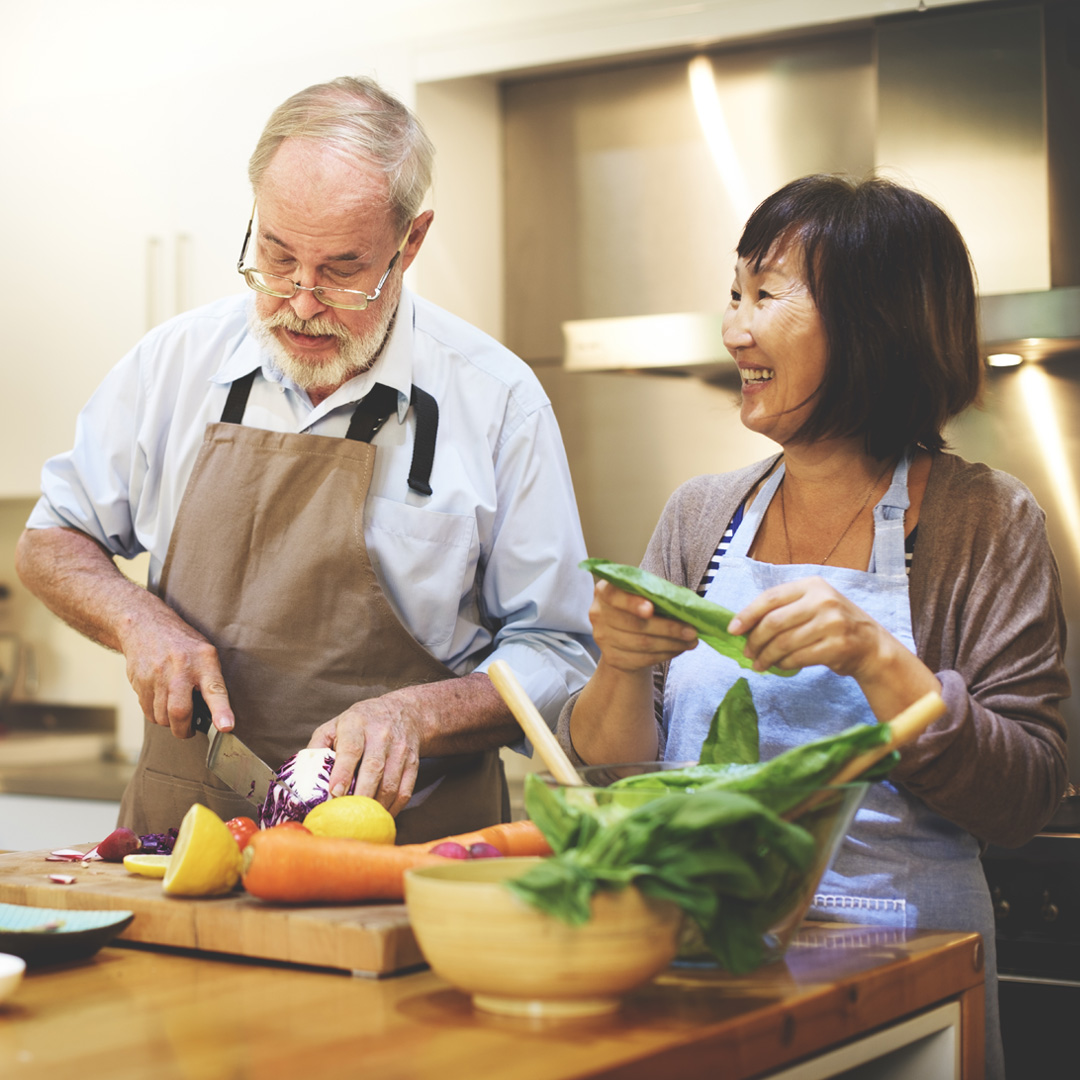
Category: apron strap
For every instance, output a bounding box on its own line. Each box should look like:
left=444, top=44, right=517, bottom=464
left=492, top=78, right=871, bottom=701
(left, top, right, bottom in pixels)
left=220, top=370, right=258, bottom=424
left=406, top=386, right=438, bottom=497
left=221, top=373, right=437, bottom=496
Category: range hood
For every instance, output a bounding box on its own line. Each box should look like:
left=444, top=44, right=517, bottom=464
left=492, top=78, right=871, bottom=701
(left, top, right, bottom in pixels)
left=564, top=287, right=1080, bottom=378
left=560, top=2, right=1080, bottom=376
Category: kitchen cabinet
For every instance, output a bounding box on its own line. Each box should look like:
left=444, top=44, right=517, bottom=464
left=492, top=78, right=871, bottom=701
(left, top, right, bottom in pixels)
left=0, top=924, right=985, bottom=1078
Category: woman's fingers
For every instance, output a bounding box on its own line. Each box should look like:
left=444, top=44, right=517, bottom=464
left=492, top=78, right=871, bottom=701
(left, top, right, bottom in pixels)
left=589, top=579, right=697, bottom=670
left=733, top=577, right=884, bottom=676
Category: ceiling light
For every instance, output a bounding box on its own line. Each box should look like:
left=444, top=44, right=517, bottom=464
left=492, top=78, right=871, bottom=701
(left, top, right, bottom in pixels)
left=986, top=352, right=1024, bottom=368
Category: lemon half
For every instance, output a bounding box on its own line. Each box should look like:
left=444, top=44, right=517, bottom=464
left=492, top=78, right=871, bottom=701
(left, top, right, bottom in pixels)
left=303, top=795, right=396, bottom=844
left=123, top=853, right=171, bottom=878
left=162, top=803, right=243, bottom=897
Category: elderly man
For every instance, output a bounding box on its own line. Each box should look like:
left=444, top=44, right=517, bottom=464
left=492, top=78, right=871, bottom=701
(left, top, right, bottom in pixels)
left=15, top=76, right=596, bottom=843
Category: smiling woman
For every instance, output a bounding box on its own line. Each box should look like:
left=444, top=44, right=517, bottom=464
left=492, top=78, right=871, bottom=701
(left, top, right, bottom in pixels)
left=558, top=174, right=1070, bottom=1080
left=722, top=245, right=828, bottom=447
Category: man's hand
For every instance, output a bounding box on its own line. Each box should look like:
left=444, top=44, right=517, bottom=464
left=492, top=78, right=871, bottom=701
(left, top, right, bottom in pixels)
left=15, top=526, right=234, bottom=738
left=306, top=674, right=519, bottom=817
left=117, top=604, right=234, bottom=738
left=308, top=695, right=422, bottom=816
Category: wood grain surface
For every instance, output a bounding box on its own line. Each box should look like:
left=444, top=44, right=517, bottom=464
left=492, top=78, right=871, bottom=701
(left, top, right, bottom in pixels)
left=0, top=925, right=986, bottom=1080
left=0, top=845, right=422, bottom=975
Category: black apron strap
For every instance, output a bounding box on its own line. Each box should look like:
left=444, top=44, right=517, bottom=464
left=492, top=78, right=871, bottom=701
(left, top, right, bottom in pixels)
left=221, top=373, right=437, bottom=495
left=344, top=383, right=400, bottom=443
left=220, top=370, right=257, bottom=424
left=345, top=383, right=438, bottom=496
left=406, top=386, right=438, bottom=497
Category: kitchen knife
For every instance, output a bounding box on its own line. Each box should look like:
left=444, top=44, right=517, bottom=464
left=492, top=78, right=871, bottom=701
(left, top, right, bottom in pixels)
left=192, top=690, right=296, bottom=810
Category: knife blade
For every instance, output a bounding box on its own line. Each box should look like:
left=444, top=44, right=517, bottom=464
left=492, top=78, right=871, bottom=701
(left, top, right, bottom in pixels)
left=192, top=690, right=298, bottom=810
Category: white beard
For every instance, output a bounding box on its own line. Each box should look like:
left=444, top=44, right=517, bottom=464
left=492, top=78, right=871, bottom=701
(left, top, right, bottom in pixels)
left=249, top=283, right=399, bottom=395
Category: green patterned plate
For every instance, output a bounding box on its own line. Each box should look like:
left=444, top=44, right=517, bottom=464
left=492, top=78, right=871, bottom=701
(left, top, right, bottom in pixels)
left=0, top=903, right=134, bottom=967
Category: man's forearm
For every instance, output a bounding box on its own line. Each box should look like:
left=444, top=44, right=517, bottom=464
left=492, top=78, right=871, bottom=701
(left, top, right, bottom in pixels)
left=15, top=526, right=163, bottom=653
left=407, top=672, right=521, bottom=756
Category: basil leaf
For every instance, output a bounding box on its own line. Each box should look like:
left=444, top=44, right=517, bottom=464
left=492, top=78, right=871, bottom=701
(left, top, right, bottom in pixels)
left=581, top=558, right=797, bottom=677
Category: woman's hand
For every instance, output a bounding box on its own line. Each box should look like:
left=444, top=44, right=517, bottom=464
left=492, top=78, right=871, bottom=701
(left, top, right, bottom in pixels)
left=589, top=578, right=698, bottom=672
left=727, top=576, right=886, bottom=678
left=727, top=576, right=940, bottom=721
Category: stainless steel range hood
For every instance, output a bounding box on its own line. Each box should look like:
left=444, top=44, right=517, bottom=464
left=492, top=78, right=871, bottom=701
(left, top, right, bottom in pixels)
left=563, top=287, right=1080, bottom=378
left=557, top=1, right=1080, bottom=376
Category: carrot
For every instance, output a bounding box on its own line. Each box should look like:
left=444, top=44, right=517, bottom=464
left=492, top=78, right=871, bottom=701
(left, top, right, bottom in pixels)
left=399, top=819, right=553, bottom=858
left=241, top=828, right=447, bottom=903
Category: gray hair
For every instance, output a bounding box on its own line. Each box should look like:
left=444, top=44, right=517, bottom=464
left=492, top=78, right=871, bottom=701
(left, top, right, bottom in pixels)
left=248, top=76, right=435, bottom=233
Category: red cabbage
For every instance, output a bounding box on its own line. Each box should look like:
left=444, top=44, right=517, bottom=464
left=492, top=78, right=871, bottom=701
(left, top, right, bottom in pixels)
left=259, top=748, right=356, bottom=828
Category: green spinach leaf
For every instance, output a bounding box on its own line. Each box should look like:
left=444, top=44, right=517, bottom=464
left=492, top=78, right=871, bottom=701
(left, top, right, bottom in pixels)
left=700, top=677, right=759, bottom=765
left=581, top=558, right=797, bottom=677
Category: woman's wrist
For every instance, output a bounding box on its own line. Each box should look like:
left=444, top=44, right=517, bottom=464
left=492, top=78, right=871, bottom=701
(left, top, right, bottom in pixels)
left=569, top=661, right=659, bottom=764
left=854, top=629, right=941, bottom=722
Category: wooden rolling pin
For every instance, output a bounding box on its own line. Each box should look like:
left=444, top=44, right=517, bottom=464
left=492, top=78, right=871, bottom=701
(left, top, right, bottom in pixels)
left=488, top=659, right=584, bottom=786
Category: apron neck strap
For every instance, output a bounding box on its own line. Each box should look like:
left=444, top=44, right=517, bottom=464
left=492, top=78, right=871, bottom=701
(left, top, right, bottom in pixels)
left=220, top=374, right=439, bottom=497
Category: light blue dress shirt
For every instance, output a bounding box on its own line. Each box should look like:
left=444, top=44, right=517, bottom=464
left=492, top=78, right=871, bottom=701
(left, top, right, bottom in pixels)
left=28, top=288, right=597, bottom=730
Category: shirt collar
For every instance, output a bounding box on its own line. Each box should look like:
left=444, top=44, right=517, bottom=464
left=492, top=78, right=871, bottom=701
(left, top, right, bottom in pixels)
left=211, top=290, right=417, bottom=424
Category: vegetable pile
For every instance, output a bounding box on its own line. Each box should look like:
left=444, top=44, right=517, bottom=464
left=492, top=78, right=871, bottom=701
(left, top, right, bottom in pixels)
left=507, top=677, right=897, bottom=974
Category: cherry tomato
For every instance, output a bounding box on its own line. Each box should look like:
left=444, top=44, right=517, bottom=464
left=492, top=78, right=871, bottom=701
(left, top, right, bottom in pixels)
left=271, top=821, right=311, bottom=834
left=225, top=816, right=259, bottom=850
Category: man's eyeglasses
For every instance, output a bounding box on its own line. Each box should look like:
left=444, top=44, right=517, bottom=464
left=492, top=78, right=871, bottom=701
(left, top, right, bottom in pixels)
left=236, top=205, right=406, bottom=311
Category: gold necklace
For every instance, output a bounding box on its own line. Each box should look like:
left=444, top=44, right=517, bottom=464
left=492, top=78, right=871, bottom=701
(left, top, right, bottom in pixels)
left=779, top=460, right=894, bottom=566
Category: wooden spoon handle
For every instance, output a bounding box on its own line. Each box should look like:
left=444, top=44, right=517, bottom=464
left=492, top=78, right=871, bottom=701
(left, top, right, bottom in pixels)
left=828, top=690, right=946, bottom=786
left=784, top=690, right=946, bottom=819
left=488, top=660, right=584, bottom=787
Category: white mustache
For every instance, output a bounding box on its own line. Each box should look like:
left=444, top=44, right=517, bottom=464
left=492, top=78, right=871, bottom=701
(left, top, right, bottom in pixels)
left=263, top=311, right=351, bottom=341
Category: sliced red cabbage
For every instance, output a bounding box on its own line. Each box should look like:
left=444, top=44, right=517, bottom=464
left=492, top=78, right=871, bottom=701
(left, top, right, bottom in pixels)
left=139, top=829, right=179, bottom=855
left=259, top=748, right=355, bottom=828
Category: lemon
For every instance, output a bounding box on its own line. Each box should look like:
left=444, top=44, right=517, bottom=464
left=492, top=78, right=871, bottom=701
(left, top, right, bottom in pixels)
left=123, top=853, right=171, bottom=878
left=162, top=803, right=243, bottom=897
left=303, top=795, right=396, bottom=844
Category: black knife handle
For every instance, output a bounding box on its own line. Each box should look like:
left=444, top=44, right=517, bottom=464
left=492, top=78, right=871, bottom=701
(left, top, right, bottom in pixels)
left=192, top=689, right=213, bottom=735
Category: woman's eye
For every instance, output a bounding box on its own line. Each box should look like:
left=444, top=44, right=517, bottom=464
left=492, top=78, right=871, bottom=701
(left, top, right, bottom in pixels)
left=730, top=290, right=742, bottom=302
left=757, top=289, right=772, bottom=301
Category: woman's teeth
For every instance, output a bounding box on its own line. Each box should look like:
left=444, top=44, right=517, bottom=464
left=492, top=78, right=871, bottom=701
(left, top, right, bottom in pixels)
left=741, top=368, right=774, bottom=383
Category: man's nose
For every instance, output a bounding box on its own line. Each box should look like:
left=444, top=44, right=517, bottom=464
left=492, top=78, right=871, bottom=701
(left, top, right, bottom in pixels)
left=289, top=284, right=328, bottom=321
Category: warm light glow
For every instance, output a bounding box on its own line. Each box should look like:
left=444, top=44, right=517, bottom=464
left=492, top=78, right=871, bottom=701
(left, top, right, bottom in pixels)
left=688, top=55, right=753, bottom=220
left=1017, top=364, right=1080, bottom=573
left=986, top=352, right=1023, bottom=368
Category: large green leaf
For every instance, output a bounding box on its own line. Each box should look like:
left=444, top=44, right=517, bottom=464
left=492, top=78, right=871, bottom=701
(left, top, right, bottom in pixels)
left=701, top=677, right=759, bottom=765
left=581, top=558, right=797, bottom=677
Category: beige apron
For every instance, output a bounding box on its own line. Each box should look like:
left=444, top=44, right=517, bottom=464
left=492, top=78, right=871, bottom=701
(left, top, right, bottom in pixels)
left=118, top=373, right=508, bottom=844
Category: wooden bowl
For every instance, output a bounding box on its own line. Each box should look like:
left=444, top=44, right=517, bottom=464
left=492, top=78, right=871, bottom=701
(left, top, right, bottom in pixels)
left=404, top=857, right=683, bottom=1018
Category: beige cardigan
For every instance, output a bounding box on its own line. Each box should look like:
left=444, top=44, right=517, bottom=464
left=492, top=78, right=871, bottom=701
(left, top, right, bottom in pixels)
left=558, top=452, right=1069, bottom=848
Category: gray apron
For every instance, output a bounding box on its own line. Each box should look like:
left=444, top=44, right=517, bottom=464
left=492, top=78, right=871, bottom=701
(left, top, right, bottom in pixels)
left=118, top=372, right=508, bottom=844
left=663, top=451, right=1004, bottom=1078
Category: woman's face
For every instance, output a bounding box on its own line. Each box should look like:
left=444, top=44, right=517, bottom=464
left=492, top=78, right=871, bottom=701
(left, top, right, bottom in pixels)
left=721, top=243, right=828, bottom=446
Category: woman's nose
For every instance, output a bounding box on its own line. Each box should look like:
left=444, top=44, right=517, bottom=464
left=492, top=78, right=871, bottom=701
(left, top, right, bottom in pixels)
left=722, top=304, right=752, bottom=352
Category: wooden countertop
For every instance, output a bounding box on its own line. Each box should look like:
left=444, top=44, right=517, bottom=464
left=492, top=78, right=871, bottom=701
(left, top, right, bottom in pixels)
left=0, top=924, right=985, bottom=1079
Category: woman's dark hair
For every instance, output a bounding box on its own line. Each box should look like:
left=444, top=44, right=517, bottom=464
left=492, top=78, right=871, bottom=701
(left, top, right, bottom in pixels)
left=736, top=174, right=983, bottom=459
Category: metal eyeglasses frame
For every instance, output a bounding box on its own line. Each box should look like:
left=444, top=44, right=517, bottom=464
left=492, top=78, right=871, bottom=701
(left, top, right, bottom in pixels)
left=236, top=203, right=407, bottom=311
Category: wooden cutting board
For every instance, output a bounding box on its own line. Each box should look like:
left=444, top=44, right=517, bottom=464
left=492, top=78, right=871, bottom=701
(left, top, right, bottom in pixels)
left=0, top=846, right=423, bottom=976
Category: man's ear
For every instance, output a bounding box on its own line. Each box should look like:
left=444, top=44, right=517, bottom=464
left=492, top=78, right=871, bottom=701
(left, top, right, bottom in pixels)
left=400, top=210, right=435, bottom=272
